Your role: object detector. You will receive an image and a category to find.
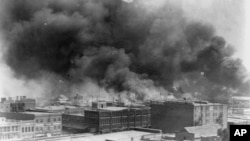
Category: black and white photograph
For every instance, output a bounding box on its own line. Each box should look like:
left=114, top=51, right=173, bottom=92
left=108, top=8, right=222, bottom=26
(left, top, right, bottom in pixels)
left=0, top=0, right=249, bottom=141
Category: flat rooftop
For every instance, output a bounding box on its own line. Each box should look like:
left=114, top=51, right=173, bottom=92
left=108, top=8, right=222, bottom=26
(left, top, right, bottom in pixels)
left=36, top=130, right=154, bottom=141
left=151, top=100, right=224, bottom=106
left=24, top=111, right=61, bottom=116
left=36, top=105, right=87, bottom=110
left=231, top=96, right=250, bottom=101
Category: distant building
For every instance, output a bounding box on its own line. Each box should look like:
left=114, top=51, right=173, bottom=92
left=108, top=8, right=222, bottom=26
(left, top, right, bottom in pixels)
left=150, top=100, right=227, bottom=133
left=176, top=124, right=221, bottom=141
left=0, top=96, right=36, bottom=112
left=230, top=96, right=250, bottom=108
left=84, top=101, right=151, bottom=133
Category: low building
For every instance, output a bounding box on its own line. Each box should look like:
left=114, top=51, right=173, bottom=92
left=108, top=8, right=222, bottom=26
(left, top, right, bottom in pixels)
left=175, top=124, right=221, bottom=141
left=150, top=100, right=227, bottom=133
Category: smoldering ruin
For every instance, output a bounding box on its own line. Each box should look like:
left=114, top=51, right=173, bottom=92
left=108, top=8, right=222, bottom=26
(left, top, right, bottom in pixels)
left=0, top=0, right=249, bottom=103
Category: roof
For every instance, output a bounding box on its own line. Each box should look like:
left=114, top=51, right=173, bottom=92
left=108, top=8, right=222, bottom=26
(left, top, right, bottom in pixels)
left=36, top=105, right=85, bottom=111
left=24, top=111, right=61, bottom=116
left=183, top=124, right=220, bottom=138
left=73, top=130, right=152, bottom=141
left=151, top=100, right=225, bottom=106
left=101, top=107, right=129, bottom=111
left=232, top=96, right=250, bottom=101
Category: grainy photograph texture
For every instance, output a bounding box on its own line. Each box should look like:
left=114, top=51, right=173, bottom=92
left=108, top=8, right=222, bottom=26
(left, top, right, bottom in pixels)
left=0, top=0, right=249, bottom=141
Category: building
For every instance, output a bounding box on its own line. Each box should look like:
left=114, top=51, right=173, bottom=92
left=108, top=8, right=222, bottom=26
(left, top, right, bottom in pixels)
left=230, top=96, right=250, bottom=108
left=84, top=101, right=151, bottom=133
left=62, top=113, right=89, bottom=133
left=0, top=96, right=36, bottom=112
left=0, top=111, right=62, bottom=138
left=150, top=100, right=227, bottom=133
left=0, top=116, right=35, bottom=140
left=175, top=124, right=221, bottom=141
left=24, top=112, right=62, bottom=137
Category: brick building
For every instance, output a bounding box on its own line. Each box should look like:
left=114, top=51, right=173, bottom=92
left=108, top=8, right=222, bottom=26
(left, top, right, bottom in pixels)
left=150, top=100, right=227, bottom=133
left=84, top=102, right=151, bottom=133
left=61, top=101, right=151, bottom=134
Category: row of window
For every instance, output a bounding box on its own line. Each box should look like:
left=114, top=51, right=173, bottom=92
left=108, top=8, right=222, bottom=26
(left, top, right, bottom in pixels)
left=22, top=126, right=34, bottom=133
left=36, top=117, right=61, bottom=123
left=100, top=117, right=150, bottom=125
left=0, top=126, right=18, bottom=132
left=36, top=125, right=61, bottom=131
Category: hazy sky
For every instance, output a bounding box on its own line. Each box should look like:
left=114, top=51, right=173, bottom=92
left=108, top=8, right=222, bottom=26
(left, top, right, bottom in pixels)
left=181, top=0, right=248, bottom=69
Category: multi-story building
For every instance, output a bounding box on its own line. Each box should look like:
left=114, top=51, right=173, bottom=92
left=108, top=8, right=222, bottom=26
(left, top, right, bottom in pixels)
left=84, top=101, right=151, bottom=133
left=0, top=117, right=35, bottom=140
left=0, top=111, right=62, bottom=138
left=0, top=96, right=36, bottom=112
left=24, top=112, right=62, bottom=137
left=150, top=100, right=227, bottom=133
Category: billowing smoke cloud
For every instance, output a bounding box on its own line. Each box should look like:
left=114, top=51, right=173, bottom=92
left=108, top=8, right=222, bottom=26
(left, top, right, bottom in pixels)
left=0, top=0, right=249, bottom=103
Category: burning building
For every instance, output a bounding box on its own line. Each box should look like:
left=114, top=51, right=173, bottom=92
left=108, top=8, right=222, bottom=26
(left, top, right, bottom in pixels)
left=150, top=100, right=227, bottom=133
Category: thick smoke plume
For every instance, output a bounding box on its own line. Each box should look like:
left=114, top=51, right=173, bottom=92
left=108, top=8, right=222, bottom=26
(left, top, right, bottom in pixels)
left=0, top=0, right=249, bottom=103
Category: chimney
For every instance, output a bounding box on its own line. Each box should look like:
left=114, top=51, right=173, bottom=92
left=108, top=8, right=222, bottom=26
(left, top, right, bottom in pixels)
left=16, top=96, right=19, bottom=101
left=23, top=96, right=26, bottom=100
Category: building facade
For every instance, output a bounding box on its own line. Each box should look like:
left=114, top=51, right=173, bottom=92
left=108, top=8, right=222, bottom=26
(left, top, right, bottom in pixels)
left=0, top=111, right=62, bottom=138
left=25, top=112, right=62, bottom=137
left=84, top=105, right=151, bottom=133
left=0, top=117, right=35, bottom=140
left=150, top=100, right=227, bottom=133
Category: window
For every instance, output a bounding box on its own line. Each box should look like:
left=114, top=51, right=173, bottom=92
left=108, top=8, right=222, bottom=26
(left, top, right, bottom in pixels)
left=36, top=119, right=39, bottom=123
left=48, top=118, right=50, bottom=122
left=40, top=119, right=43, bottom=123
left=54, top=118, right=56, bottom=122
left=22, top=127, right=24, bottom=133
left=58, top=117, right=61, bottom=121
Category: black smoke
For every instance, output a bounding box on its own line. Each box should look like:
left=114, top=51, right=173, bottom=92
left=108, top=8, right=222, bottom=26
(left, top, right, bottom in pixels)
left=0, top=0, right=248, bottom=103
